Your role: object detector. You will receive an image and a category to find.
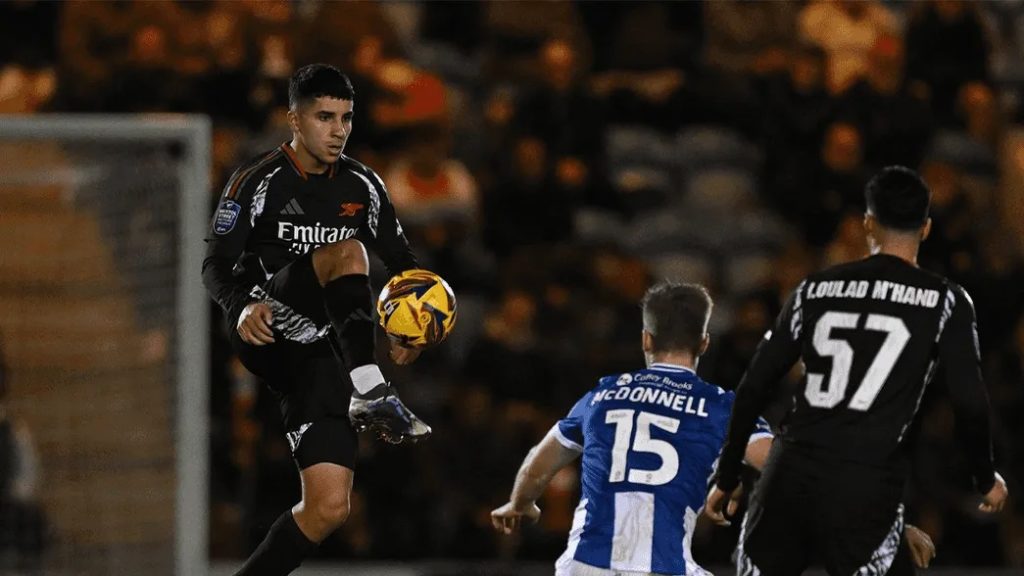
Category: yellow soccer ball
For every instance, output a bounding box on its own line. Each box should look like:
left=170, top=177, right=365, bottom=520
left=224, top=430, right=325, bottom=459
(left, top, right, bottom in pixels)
left=377, top=269, right=457, bottom=349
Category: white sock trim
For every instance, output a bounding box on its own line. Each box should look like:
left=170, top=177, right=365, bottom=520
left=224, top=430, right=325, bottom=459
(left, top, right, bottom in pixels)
left=350, top=364, right=385, bottom=395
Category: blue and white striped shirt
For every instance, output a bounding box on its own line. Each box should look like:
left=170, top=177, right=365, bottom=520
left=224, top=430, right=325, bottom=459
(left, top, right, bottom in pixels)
left=554, top=364, right=772, bottom=575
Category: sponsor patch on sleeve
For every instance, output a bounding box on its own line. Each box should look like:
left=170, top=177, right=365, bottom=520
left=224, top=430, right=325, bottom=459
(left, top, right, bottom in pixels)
left=214, top=200, right=241, bottom=235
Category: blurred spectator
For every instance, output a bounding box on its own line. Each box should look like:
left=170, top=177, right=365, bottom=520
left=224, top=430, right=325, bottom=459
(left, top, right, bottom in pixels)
left=383, top=124, right=480, bottom=284
left=917, top=159, right=980, bottom=278
left=59, top=0, right=185, bottom=110
left=343, top=35, right=394, bottom=157
left=574, top=248, right=650, bottom=379
left=959, top=231, right=1024, bottom=356
left=588, top=3, right=700, bottom=130
left=926, top=82, right=1002, bottom=180
left=840, top=35, right=932, bottom=169
left=291, top=0, right=399, bottom=70
left=798, top=0, right=898, bottom=94
left=824, top=211, right=868, bottom=267
left=475, top=85, right=520, bottom=184
left=578, top=2, right=701, bottom=76
left=191, top=2, right=261, bottom=126
left=777, top=121, right=869, bottom=246
left=907, top=0, right=991, bottom=127
left=702, top=293, right=774, bottom=391
left=522, top=49, right=617, bottom=219
left=465, top=289, right=553, bottom=405
left=957, top=82, right=1002, bottom=151
left=483, top=135, right=574, bottom=258
left=483, top=0, right=590, bottom=83
left=762, top=42, right=836, bottom=210
left=704, top=0, right=797, bottom=77
left=517, top=38, right=606, bottom=170
left=113, top=22, right=183, bottom=111
left=373, top=61, right=448, bottom=134
left=818, top=121, right=869, bottom=206
left=763, top=42, right=835, bottom=154
left=385, top=125, right=479, bottom=227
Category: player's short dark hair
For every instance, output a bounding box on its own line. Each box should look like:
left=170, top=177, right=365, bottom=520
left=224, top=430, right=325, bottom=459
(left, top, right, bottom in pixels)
left=289, top=63, right=355, bottom=109
left=865, top=166, right=930, bottom=231
left=641, top=282, right=713, bottom=355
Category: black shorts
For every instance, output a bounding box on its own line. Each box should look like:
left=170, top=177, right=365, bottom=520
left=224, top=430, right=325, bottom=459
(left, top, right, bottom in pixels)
left=229, top=254, right=358, bottom=470
left=737, top=442, right=914, bottom=576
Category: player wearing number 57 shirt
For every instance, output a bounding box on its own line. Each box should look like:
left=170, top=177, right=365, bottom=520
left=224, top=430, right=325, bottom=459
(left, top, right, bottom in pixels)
left=491, top=283, right=775, bottom=576
left=707, top=166, right=1008, bottom=576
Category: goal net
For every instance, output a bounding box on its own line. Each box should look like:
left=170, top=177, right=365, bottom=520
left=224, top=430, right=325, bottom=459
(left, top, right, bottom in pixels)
left=0, top=116, right=209, bottom=576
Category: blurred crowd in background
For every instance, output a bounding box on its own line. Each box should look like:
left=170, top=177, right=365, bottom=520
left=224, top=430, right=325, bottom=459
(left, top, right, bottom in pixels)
left=3, top=0, right=1024, bottom=569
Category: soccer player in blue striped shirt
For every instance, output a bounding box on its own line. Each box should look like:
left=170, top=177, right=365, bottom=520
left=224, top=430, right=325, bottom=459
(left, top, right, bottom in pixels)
left=491, top=282, right=771, bottom=575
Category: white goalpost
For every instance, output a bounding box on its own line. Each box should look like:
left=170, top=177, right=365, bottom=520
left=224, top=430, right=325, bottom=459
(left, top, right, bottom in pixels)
left=0, top=115, right=210, bottom=576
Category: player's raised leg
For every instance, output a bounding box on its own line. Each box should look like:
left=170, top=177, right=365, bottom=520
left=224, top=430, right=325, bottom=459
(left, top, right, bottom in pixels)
left=311, top=238, right=431, bottom=443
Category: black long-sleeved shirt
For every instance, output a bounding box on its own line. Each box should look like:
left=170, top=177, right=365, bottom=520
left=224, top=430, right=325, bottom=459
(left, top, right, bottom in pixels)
left=717, top=254, right=996, bottom=494
left=203, top=144, right=417, bottom=321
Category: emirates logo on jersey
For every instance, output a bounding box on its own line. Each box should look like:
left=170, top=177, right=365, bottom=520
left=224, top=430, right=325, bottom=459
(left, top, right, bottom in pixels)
left=339, top=203, right=364, bottom=217
left=277, top=222, right=358, bottom=255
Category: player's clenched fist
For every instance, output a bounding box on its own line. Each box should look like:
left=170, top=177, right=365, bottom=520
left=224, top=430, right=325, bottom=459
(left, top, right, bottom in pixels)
left=237, top=302, right=275, bottom=345
left=704, top=484, right=743, bottom=527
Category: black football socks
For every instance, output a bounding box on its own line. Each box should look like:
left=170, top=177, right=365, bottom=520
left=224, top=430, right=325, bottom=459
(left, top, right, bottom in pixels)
left=323, top=274, right=375, bottom=366
left=233, top=511, right=317, bottom=576
left=323, top=274, right=386, bottom=400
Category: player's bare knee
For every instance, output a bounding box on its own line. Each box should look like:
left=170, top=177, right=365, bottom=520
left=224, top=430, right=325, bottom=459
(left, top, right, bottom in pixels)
left=312, top=493, right=350, bottom=528
left=312, top=239, right=368, bottom=284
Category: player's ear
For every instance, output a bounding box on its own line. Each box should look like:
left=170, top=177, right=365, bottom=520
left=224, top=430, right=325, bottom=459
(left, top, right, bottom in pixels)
left=287, top=107, right=300, bottom=133
left=921, top=218, right=932, bottom=241
left=698, top=333, right=710, bottom=357
left=642, top=330, right=654, bottom=354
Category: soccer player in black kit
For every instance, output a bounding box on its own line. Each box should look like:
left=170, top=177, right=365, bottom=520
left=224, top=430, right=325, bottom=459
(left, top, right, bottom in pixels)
left=705, top=166, right=1008, bottom=576
left=203, top=64, right=429, bottom=575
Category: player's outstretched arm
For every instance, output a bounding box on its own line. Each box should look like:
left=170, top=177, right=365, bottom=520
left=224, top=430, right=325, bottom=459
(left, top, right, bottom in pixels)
left=491, top=428, right=581, bottom=535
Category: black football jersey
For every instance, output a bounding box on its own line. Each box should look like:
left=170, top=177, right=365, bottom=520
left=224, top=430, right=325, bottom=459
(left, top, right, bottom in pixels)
left=202, top=144, right=417, bottom=320
left=717, top=254, right=995, bottom=493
